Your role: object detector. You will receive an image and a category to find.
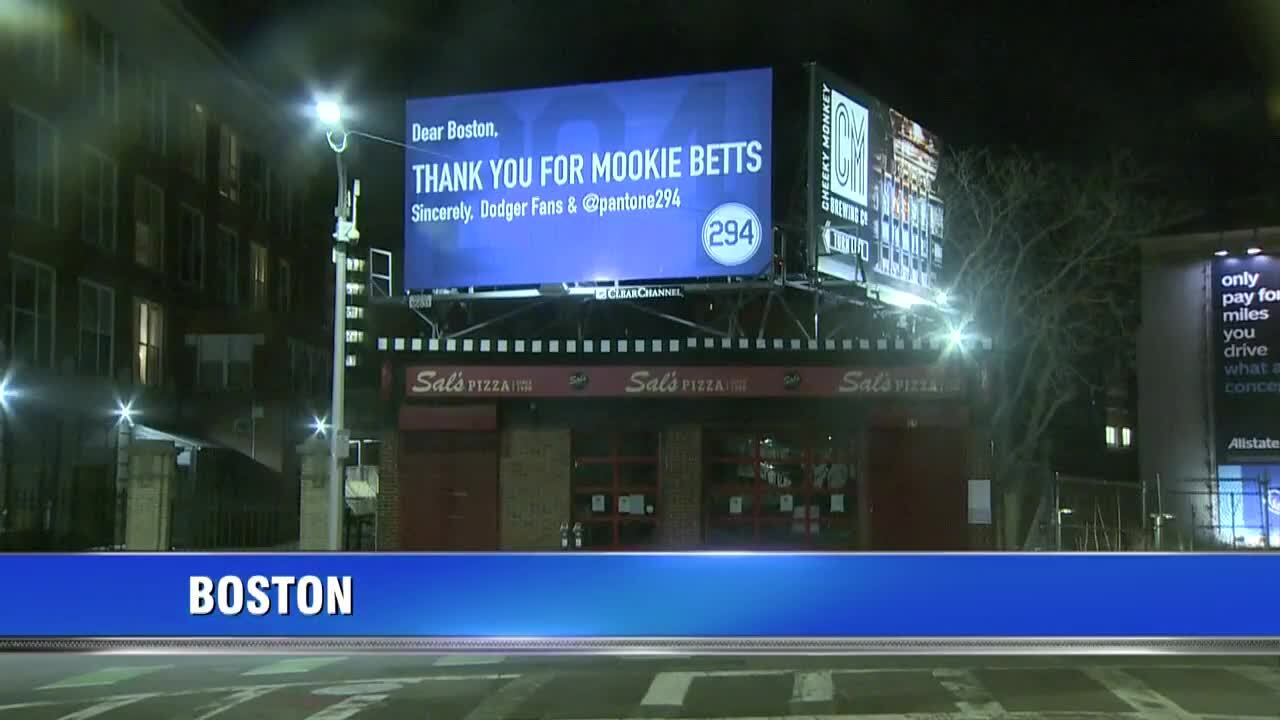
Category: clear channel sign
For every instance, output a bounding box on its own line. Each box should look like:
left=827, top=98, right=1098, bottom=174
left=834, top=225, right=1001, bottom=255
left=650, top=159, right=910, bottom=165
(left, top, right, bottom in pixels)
left=403, top=69, right=774, bottom=290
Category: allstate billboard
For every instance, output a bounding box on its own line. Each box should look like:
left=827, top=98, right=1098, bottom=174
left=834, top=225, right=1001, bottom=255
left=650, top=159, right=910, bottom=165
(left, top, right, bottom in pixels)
left=404, top=69, right=773, bottom=290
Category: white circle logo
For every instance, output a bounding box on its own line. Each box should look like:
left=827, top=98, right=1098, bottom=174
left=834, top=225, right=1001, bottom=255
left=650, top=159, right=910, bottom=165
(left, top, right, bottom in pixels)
left=702, top=203, right=764, bottom=267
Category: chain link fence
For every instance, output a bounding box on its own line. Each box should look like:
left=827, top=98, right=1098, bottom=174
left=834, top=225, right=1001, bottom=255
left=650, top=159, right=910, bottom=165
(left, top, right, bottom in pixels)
left=1027, top=473, right=1280, bottom=552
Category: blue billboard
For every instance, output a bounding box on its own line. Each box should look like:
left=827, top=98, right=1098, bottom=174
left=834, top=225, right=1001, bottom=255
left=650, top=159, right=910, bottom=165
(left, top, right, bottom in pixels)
left=403, top=69, right=773, bottom=290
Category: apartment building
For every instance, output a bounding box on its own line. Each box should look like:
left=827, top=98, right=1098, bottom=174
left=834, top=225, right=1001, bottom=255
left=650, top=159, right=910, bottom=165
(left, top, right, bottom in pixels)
left=0, top=1, right=331, bottom=548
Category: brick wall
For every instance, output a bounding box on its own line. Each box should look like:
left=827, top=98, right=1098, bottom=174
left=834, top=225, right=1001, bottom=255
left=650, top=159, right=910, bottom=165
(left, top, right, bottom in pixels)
left=659, top=425, right=702, bottom=548
left=499, top=427, right=569, bottom=550
left=377, top=425, right=400, bottom=550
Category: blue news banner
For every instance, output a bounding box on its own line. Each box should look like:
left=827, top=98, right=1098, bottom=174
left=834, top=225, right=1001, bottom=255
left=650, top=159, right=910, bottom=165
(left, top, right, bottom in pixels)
left=1, top=554, right=1279, bottom=637
left=403, top=69, right=774, bottom=290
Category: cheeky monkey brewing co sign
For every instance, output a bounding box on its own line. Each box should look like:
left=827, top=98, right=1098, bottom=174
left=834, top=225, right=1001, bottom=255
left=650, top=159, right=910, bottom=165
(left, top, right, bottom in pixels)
left=404, top=366, right=966, bottom=399
left=809, top=65, right=945, bottom=300
left=404, top=70, right=773, bottom=290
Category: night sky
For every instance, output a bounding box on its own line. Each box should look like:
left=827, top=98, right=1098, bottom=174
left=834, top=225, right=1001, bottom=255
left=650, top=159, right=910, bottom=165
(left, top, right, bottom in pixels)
left=188, top=0, right=1280, bottom=219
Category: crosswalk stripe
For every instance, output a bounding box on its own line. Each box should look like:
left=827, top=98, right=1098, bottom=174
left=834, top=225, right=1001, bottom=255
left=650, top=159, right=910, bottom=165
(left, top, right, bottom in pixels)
left=793, top=670, right=835, bottom=703
left=302, top=693, right=387, bottom=720
left=1083, top=668, right=1196, bottom=720
left=55, top=693, right=158, bottom=719
left=243, top=657, right=348, bottom=676
left=431, top=655, right=507, bottom=667
left=1233, top=665, right=1280, bottom=694
left=39, top=665, right=174, bottom=690
left=932, top=668, right=1006, bottom=718
left=192, top=687, right=282, bottom=720
left=640, top=671, right=696, bottom=709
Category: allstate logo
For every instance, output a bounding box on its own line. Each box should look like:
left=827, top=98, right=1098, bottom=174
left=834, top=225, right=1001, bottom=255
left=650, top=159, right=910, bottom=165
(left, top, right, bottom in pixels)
left=702, top=203, right=763, bottom=267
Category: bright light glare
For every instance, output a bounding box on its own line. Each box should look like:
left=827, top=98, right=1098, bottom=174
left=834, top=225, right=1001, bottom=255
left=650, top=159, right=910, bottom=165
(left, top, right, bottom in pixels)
left=947, top=327, right=966, bottom=348
left=315, top=100, right=342, bottom=126
left=311, top=416, right=330, bottom=436
left=1214, top=250, right=1229, bottom=257
left=1247, top=247, right=1263, bottom=255
left=0, top=379, right=14, bottom=405
left=115, top=400, right=135, bottom=426
left=936, top=289, right=950, bottom=306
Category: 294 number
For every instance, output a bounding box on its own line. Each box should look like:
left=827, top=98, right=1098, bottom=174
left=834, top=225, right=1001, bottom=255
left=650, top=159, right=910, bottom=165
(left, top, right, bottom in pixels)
left=705, top=218, right=756, bottom=247
left=701, top=203, right=765, bottom=268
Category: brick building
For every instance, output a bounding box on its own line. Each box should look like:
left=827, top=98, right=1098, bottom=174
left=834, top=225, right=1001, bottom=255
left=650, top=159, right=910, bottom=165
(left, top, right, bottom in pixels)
left=359, top=320, right=994, bottom=552
left=0, top=1, right=330, bottom=548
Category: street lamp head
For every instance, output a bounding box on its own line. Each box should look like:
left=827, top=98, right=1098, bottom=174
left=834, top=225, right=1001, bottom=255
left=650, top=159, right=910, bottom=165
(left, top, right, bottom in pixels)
left=114, top=400, right=136, bottom=426
left=315, top=100, right=343, bottom=127
left=311, top=415, right=330, bottom=437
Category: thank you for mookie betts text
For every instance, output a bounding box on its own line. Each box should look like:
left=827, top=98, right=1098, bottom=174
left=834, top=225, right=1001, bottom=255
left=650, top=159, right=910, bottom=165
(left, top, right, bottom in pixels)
left=409, top=142, right=764, bottom=224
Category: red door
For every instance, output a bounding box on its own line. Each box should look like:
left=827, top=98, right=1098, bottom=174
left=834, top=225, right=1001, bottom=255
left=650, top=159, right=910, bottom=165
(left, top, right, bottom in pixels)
left=866, top=427, right=968, bottom=550
left=399, top=431, right=499, bottom=551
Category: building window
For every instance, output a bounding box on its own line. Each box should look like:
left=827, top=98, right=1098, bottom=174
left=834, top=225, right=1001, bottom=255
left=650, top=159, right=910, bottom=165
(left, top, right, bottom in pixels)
left=705, top=432, right=858, bottom=549
left=81, top=17, right=118, bottom=120
left=346, top=306, right=364, bottom=320
left=250, top=159, right=271, bottom=223
left=1121, top=427, right=1132, bottom=448
left=218, top=125, right=240, bottom=201
left=184, top=102, right=207, bottom=180
left=77, top=280, right=114, bottom=377
left=178, top=205, right=204, bottom=288
left=80, top=147, right=117, bottom=250
left=289, top=340, right=326, bottom=396
left=14, top=18, right=59, bottom=81
left=369, top=248, right=393, bottom=296
left=276, top=259, right=291, bottom=312
left=570, top=432, right=661, bottom=549
left=12, top=106, right=58, bottom=225
left=250, top=242, right=268, bottom=309
left=283, top=183, right=294, bottom=236
left=135, top=299, right=163, bottom=386
left=196, top=335, right=253, bottom=391
left=138, top=71, right=166, bottom=154
left=9, top=256, right=56, bottom=369
left=1105, top=426, right=1118, bottom=448
left=216, top=227, right=239, bottom=306
left=134, top=177, right=164, bottom=270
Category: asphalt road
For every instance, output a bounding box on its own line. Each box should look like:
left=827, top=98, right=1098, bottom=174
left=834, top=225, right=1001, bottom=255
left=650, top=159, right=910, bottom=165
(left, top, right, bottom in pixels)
left=0, top=654, right=1277, bottom=719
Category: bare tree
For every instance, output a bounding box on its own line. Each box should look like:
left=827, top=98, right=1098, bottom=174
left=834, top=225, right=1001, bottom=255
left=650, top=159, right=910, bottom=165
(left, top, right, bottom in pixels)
left=942, top=148, right=1174, bottom=548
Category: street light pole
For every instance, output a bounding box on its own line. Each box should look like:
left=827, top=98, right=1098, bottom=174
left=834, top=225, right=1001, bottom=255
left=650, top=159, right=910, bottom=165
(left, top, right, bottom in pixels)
left=320, top=103, right=359, bottom=552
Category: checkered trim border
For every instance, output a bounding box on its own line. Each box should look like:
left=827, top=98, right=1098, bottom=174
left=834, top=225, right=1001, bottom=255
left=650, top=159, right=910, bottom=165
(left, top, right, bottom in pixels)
left=374, top=336, right=995, bottom=354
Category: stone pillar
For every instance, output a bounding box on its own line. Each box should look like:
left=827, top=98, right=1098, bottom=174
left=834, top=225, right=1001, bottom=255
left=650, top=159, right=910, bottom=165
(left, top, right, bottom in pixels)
left=297, top=436, right=338, bottom=551
left=659, top=425, right=702, bottom=548
left=125, top=440, right=178, bottom=551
